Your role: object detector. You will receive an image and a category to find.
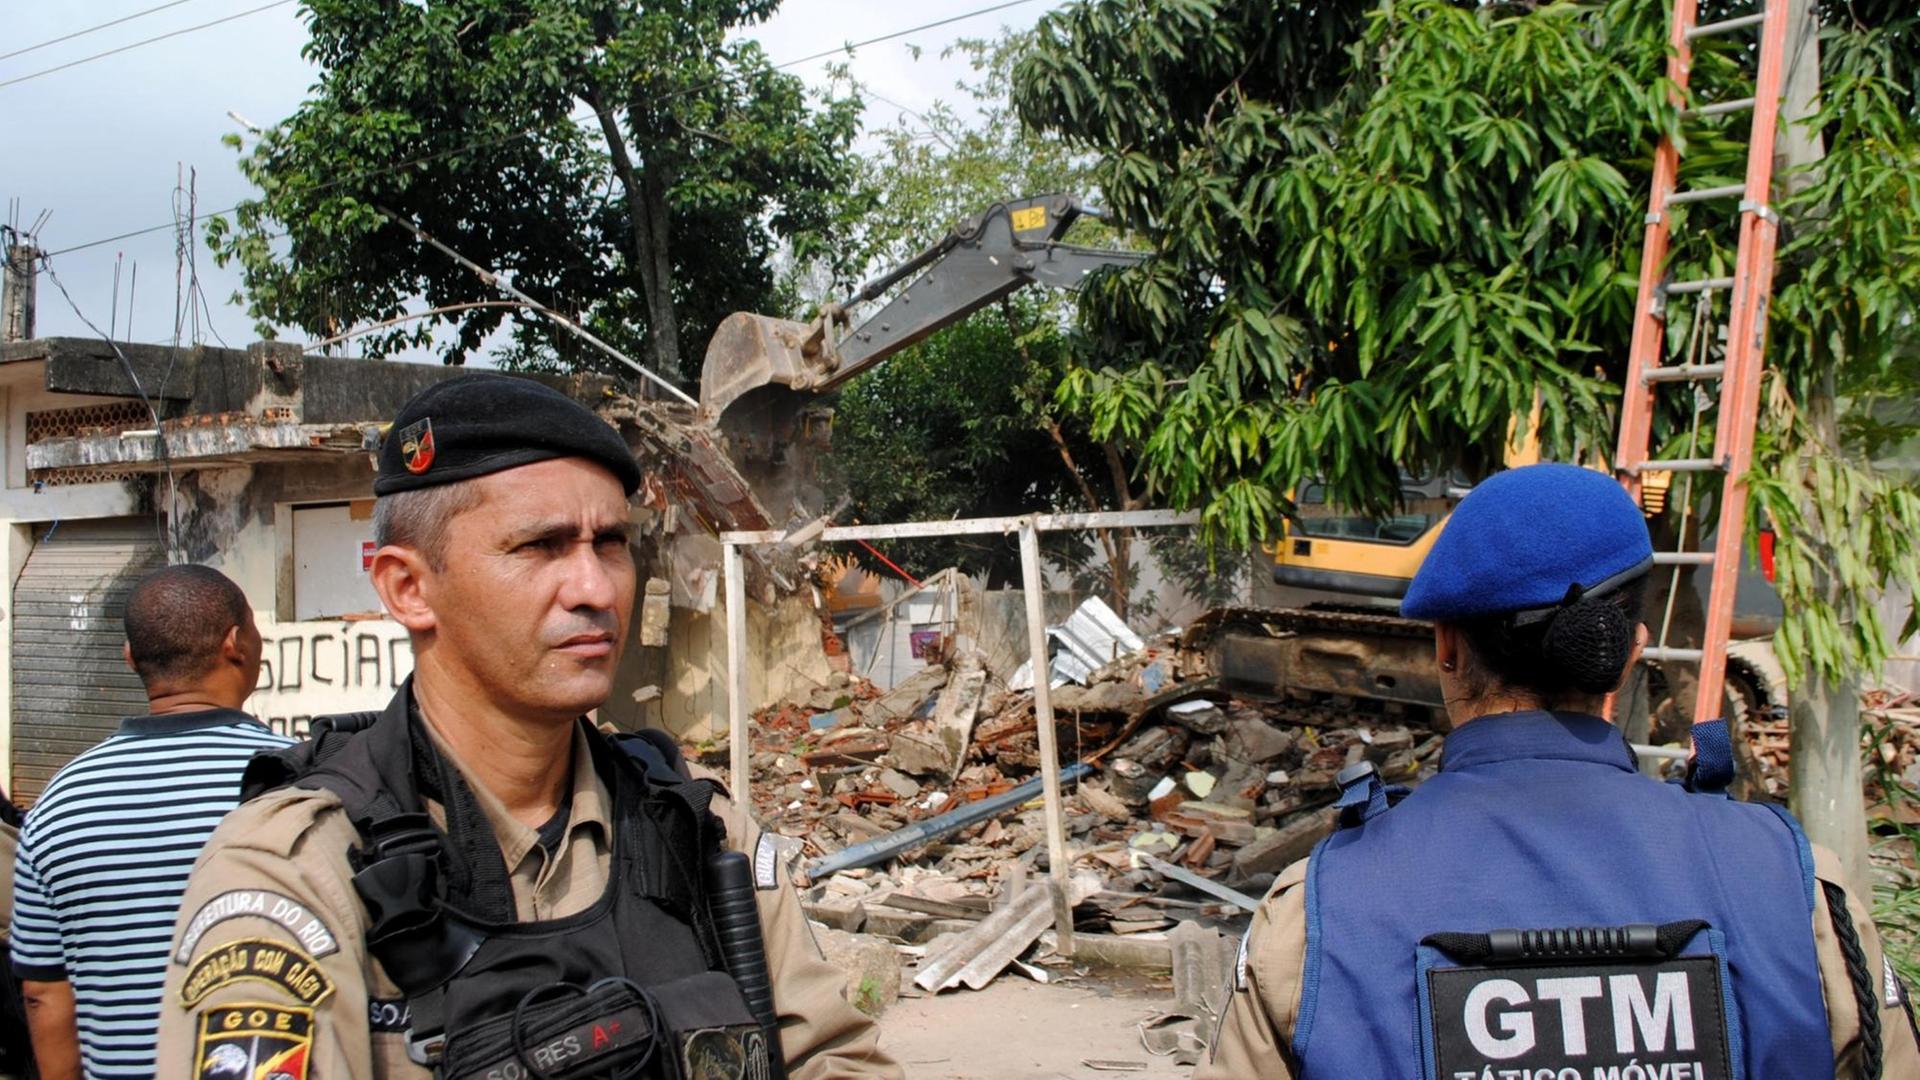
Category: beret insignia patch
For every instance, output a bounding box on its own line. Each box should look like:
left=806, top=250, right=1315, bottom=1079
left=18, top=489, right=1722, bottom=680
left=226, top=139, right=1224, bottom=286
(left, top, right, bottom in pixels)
left=193, top=1003, right=313, bottom=1080
left=398, top=417, right=435, bottom=474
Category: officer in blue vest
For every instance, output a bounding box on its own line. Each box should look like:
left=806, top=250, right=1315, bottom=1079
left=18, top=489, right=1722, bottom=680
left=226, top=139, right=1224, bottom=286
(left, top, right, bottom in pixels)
left=1200, top=463, right=1920, bottom=1079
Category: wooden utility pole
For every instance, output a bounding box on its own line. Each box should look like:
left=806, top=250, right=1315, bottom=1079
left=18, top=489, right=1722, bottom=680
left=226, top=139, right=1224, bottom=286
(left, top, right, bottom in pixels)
left=1774, top=0, right=1873, bottom=894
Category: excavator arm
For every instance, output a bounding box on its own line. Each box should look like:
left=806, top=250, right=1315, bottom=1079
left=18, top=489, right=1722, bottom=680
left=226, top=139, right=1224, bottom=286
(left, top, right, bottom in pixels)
left=699, top=193, right=1147, bottom=422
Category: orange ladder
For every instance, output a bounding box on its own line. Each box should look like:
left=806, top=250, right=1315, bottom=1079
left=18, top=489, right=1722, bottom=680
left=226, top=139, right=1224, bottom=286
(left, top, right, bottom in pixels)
left=1615, top=0, right=1794, bottom=728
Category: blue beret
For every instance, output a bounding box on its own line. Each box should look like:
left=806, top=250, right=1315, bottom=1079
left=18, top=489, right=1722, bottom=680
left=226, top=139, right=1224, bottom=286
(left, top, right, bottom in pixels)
left=1400, top=463, right=1652, bottom=622
left=374, top=373, right=641, bottom=496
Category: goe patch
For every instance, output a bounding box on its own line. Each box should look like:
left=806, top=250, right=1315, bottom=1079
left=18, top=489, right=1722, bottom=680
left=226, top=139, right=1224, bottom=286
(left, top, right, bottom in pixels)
left=1427, top=957, right=1732, bottom=1080
left=193, top=1002, right=313, bottom=1080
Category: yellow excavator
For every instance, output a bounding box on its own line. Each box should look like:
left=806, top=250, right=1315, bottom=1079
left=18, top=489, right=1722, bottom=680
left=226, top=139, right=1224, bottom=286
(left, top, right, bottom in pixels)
left=1223, top=447, right=1782, bottom=734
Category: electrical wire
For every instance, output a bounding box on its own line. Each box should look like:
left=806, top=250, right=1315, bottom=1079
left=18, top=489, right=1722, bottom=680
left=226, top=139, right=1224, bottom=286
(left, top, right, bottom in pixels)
left=1, top=0, right=205, bottom=63
left=0, top=0, right=296, bottom=90
left=39, top=0, right=1042, bottom=258
left=38, top=254, right=182, bottom=560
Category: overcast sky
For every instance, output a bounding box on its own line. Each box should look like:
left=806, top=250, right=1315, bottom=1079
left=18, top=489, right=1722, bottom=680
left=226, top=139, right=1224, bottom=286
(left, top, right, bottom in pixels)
left=1, top=0, right=1055, bottom=359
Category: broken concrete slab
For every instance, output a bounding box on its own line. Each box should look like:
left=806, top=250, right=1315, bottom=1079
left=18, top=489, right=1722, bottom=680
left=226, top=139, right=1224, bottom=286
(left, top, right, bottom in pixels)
left=887, top=730, right=953, bottom=777
left=870, top=664, right=949, bottom=721
left=804, top=893, right=868, bottom=932
left=932, top=656, right=989, bottom=777
left=814, top=926, right=902, bottom=1016
left=1229, top=806, right=1337, bottom=881
left=1219, top=717, right=1295, bottom=764
left=876, top=768, right=922, bottom=799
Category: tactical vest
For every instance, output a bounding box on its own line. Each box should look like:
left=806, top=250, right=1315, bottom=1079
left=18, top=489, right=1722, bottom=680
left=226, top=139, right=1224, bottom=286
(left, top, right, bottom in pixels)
left=1289, top=711, right=1832, bottom=1080
left=242, top=683, right=775, bottom=1080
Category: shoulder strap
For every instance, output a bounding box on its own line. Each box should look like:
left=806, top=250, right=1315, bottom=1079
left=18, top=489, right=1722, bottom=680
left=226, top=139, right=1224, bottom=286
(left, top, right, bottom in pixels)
left=239, top=710, right=380, bottom=802
left=1332, top=761, right=1408, bottom=828
left=609, top=727, right=693, bottom=783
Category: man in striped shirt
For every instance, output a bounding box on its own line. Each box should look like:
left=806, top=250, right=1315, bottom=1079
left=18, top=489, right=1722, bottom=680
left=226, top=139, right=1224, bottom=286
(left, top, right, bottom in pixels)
left=10, top=564, right=289, bottom=1079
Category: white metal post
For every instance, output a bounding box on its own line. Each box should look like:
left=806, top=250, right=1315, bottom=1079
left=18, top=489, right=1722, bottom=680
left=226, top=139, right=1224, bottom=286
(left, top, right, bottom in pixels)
left=1018, top=517, right=1075, bottom=954
left=723, top=542, right=751, bottom=801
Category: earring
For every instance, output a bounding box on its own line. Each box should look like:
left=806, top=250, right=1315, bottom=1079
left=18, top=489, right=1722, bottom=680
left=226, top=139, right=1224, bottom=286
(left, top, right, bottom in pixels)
left=1440, top=660, right=1456, bottom=672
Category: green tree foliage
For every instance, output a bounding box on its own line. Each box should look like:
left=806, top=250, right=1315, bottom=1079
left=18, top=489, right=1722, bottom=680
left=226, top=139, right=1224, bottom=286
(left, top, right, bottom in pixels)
left=832, top=34, right=1239, bottom=610
left=208, top=0, right=868, bottom=376
left=1013, top=0, right=1920, bottom=682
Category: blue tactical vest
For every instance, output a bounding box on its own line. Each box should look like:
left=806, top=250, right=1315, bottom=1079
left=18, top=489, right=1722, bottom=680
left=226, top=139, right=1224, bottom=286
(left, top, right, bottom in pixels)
left=1291, top=711, right=1833, bottom=1079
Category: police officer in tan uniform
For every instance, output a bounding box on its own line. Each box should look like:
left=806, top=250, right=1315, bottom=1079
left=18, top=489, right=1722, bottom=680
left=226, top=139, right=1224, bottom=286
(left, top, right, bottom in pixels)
left=1201, top=464, right=1920, bottom=1080
left=157, top=374, right=899, bottom=1079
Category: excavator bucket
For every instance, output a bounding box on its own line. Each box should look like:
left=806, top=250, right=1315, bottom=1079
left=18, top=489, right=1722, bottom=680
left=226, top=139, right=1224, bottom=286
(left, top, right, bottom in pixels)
left=699, top=312, right=840, bottom=525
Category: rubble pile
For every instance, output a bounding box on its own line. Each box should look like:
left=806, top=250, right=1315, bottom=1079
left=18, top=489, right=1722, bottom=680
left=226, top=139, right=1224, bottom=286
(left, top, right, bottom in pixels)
left=732, top=602, right=1446, bottom=967
left=1728, top=686, right=1920, bottom=811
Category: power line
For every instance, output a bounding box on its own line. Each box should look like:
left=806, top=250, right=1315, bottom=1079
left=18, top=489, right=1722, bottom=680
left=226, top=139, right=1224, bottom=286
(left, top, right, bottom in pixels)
left=39, top=0, right=1042, bottom=259
left=0, top=0, right=295, bottom=90
left=1, top=0, right=206, bottom=63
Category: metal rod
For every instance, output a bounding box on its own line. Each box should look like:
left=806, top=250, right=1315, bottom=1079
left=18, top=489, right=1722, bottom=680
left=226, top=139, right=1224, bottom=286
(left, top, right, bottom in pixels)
left=722, top=508, right=1200, bottom=546
left=1643, top=646, right=1706, bottom=663
left=724, top=542, right=750, bottom=800
left=1687, top=13, right=1767, bottom=39
left=1685, top=96, right=1758, bottom=118
left=1666, top=184, right=1747, bottom=205
left=1134, top=852, right=1261, bottom=913
left=1630, top=743, right=1692, bottom=762
left=1667, top=277, right=1737, bottom=295
left=1643, top=363, right=1726, bottom=383
left=1638, top=458, right=1723, bottom=472
left=1020, top=516, right=1075, bottom=955
left=376, top=205, right=697, bottom=407
left=805, top=763, right=1093, bottom=879
left=1653, top=552, right=1716, bottom=565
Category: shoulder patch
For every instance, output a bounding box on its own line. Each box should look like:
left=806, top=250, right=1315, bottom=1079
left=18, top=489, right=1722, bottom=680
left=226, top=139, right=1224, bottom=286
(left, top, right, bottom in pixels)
left=181, top=938, right=335, bottom=1009
left=1888, top=955, right=1903, bottom=1008
left=176, top=889, right=339, bottom=964
left=194, top=1002, right=314, bottom=1079
left=753, top=832, right=801, bottom=890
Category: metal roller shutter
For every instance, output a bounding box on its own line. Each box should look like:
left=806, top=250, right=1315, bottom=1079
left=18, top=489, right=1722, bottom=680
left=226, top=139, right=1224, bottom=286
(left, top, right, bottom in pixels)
left=10, top=519, right=166, bottom=802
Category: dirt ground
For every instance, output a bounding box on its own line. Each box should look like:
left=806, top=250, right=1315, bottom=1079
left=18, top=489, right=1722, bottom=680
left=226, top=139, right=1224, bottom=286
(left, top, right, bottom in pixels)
left=879, top=972, right=1193, bottom=1080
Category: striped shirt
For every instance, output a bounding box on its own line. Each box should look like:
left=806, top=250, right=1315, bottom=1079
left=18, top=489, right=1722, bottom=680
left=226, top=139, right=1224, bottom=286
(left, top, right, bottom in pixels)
left=9, top=709, right=292, bottom=1079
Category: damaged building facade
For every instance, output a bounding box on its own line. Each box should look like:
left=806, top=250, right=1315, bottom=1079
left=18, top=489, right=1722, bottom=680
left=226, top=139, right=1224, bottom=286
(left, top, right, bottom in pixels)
left=0, top=335, right=869, bottom=799
left=0, top=338, right=478, bottom=797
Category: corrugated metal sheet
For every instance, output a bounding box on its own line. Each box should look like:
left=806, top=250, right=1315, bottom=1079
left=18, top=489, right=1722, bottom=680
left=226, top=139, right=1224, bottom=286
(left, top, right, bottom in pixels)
left=1009, top=596, right=1146, bottom=691
left=10, top=519, right=165, bottom=802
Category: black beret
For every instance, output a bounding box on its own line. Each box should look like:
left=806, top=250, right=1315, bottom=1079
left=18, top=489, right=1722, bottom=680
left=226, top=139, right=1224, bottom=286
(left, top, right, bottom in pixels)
left=374, top=373, right=642, bottom=496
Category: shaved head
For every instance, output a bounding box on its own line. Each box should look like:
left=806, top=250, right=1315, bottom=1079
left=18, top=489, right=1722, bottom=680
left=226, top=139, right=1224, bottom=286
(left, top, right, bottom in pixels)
left=123, top=565, right=253, bottom=689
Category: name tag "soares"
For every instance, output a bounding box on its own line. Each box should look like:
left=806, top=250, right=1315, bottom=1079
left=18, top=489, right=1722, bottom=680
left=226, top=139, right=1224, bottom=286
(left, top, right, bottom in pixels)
left=1427, top=957, right=1733, bottom=1080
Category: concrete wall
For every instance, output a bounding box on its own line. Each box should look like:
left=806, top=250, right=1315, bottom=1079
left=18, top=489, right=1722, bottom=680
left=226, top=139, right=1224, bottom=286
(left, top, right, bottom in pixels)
left=607, top=588, right=838, bottom=742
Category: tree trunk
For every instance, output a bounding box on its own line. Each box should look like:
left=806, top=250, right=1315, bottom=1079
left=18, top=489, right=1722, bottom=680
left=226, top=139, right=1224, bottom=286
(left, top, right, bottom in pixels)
left=634, top=152, right=682, bottom=380
left=1003, top=300, right=1135, bottom=618
left=1775, top=0, right=1871, bottom=893
left=586, top=88, right=683, bottom=383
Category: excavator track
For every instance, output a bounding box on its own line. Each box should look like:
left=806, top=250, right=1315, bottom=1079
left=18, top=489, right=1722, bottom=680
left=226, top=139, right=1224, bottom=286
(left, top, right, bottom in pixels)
left=1185, top=604, right=1449, bottom=725
left=1185, top=604, right=1783, bottom=741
